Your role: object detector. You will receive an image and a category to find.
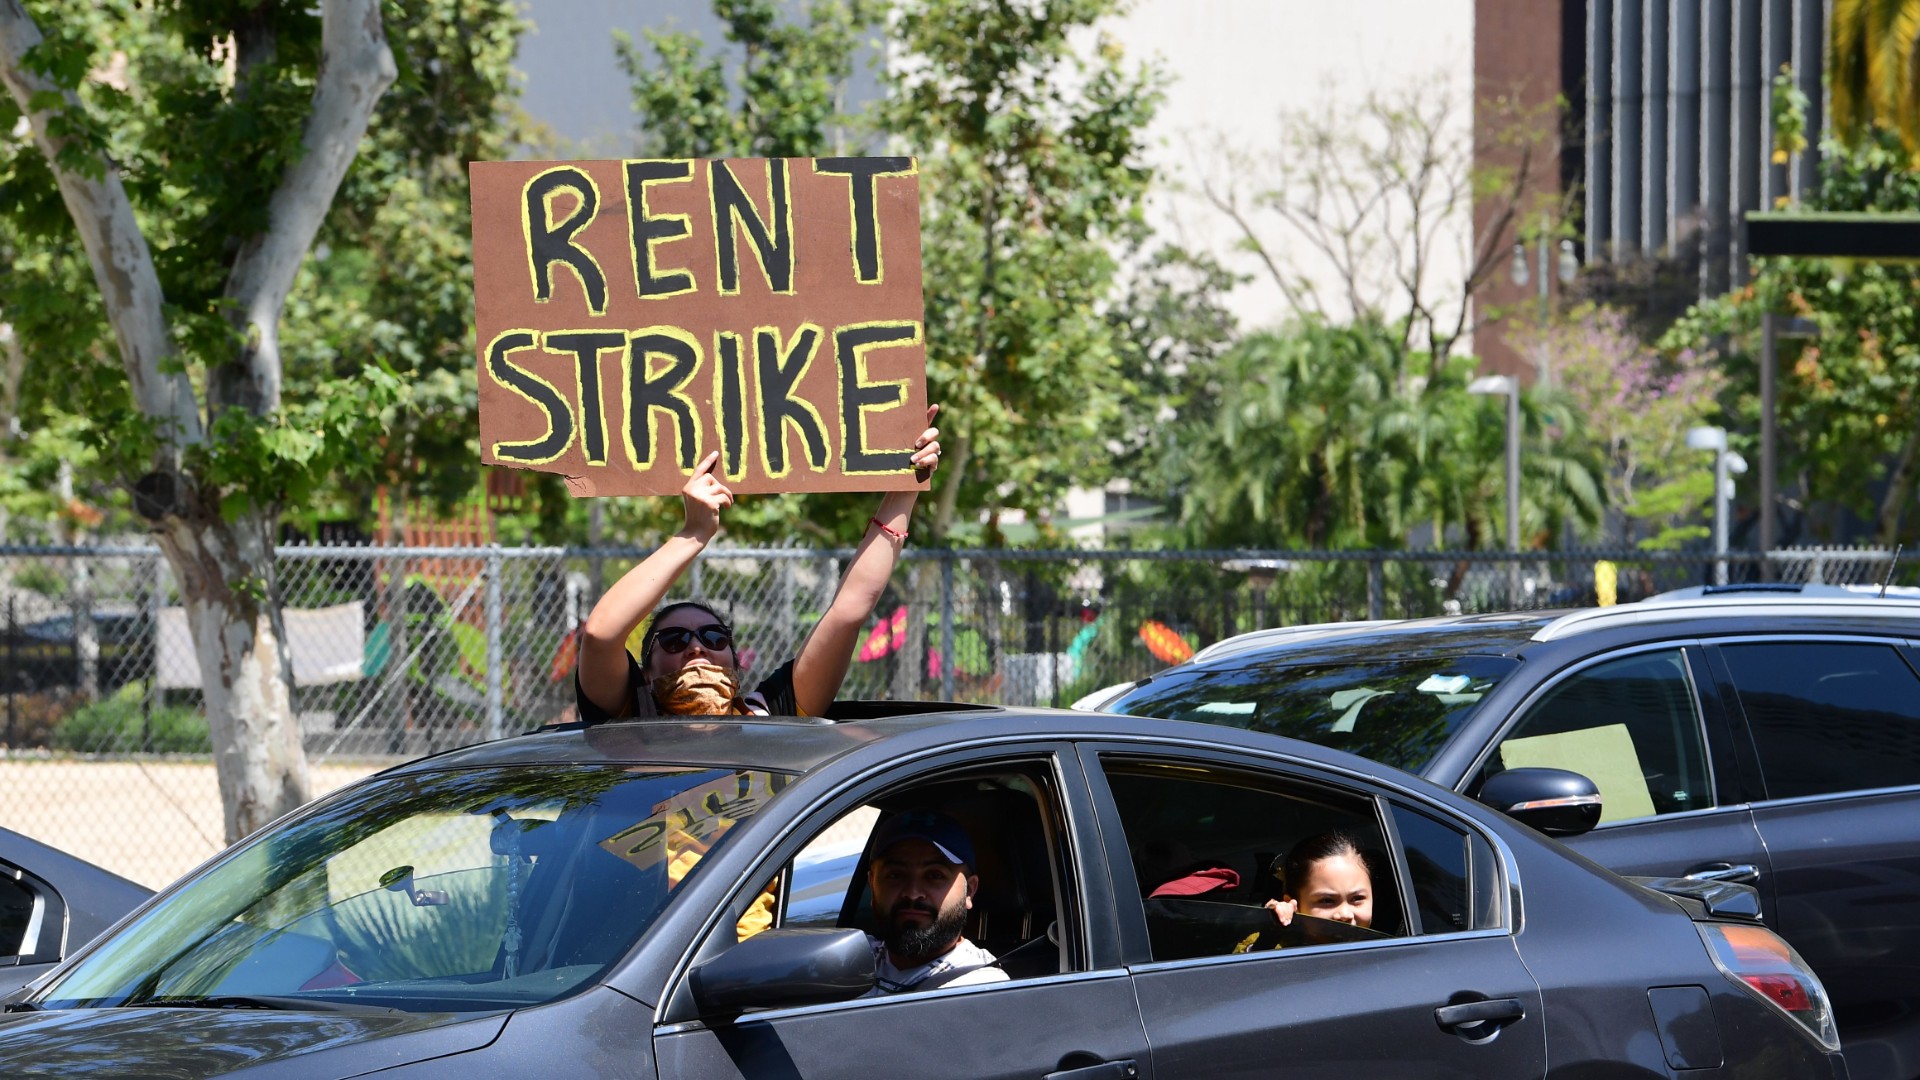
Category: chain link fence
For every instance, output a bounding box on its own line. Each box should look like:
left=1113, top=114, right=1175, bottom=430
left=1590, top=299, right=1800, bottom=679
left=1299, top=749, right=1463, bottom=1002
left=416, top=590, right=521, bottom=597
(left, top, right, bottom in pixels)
left=1, top=540, right=1908, bottom=885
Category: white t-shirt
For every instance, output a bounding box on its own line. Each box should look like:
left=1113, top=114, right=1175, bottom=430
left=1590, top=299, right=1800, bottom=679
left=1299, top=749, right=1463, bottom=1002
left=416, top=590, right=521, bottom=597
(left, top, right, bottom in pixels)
left=864, top=935, right=1009, bottom=995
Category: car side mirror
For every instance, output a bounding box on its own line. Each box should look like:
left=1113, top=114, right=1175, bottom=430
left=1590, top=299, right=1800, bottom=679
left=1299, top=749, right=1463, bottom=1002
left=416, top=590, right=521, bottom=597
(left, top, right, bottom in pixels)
left=690, top=928, right=875, bottom=1014
left=1477, top=767, right=1603, bottom=837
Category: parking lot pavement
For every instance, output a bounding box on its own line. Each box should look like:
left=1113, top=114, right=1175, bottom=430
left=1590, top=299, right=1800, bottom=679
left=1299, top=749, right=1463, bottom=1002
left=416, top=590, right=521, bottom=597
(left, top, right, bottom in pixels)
left=0, top=759, right=384, bottom=889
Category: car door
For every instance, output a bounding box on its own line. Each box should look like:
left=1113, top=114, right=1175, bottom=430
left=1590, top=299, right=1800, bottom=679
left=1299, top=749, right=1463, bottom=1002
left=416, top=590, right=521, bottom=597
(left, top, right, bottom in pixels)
left=1466, top=644, right=1774, bottom=907
left=1082, top=744, right=1545, bottom=1080
left=1708, top=636, right=1920, bottom=1053
left=652, top=746, right=1154, bottom=1080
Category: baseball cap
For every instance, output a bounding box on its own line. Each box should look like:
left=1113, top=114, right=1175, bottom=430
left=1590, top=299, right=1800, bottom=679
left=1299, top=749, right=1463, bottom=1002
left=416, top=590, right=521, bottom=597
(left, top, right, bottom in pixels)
left=869, top=809, right=976, bottom=868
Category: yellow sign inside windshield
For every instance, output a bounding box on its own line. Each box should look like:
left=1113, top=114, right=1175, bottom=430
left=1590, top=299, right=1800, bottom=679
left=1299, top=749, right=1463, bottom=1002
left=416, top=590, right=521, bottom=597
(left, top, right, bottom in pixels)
left=599, top=771, right=781, bottom=876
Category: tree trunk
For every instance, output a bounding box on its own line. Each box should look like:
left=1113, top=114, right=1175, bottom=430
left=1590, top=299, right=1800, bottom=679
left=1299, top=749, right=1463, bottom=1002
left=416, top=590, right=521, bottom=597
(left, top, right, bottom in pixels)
left=1875, top=419, right=1920, bottom=544
left=0, top=0, right=392, bottom=841
left=153, top=504, right=309, bottom=842
left=930, top=433, right=970, bottom=542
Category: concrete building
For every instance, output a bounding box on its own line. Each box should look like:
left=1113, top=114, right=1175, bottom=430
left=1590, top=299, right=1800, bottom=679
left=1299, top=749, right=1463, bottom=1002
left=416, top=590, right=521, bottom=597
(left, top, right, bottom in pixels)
left=1472, top=0, right=1834, bottom=377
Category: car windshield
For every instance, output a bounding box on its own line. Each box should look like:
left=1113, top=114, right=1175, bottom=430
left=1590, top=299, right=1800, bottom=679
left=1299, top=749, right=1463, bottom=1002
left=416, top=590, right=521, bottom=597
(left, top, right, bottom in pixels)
left=1107, top=654, right=1518, bottom=771
left=35, top=763, right=790, bottom=1013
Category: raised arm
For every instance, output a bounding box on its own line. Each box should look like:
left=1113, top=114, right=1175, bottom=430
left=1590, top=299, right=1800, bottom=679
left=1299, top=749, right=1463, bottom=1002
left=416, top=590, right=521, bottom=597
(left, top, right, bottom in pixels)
left=789, top=406, right=942, bottom=716
left=577, top=451, right=732, bottom=716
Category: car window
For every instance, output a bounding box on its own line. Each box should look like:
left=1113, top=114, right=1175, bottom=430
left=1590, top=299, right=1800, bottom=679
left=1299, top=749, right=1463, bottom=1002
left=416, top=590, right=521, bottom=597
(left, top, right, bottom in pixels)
left=1479, top=648, right=1710, bottom=823
left=0, top=875, right=35, bottom=958
left=1106, top=655, right=1517, bottom=772
left=1719, top=641, right=1920, bottom=800
left=1099, top=757, right=1470, bottom=962
left=755, top=763, right=1072, bottom=987
left=1389, top=802, right=1502, bottom=933
left=35, top=764, right=789, bottom=1012
left=782, top=806, right=881, bottom=931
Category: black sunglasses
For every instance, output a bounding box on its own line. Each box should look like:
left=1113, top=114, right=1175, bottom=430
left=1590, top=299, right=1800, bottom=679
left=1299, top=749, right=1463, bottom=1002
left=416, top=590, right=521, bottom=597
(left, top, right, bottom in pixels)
left=653, top=624, right=734, bottom=655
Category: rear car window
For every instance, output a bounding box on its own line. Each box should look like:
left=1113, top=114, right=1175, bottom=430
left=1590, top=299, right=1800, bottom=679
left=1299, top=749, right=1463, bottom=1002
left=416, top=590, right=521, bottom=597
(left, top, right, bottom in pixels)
left=1719, top=642, right=1920, bottom=800
left=1107, top=655, right=1517, bottom=772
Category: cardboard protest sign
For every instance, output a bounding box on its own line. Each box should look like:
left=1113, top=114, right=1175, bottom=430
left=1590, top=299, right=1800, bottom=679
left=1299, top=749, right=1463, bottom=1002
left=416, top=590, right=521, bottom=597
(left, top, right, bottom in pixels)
left=469, top=157, right=928, bottom=496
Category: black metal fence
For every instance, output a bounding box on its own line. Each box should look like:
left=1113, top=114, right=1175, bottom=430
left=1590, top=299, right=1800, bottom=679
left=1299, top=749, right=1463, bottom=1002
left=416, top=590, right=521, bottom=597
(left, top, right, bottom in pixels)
left=2, top=541, right=1906, bottom=756
left=0, top=540, right=1904, bottom=886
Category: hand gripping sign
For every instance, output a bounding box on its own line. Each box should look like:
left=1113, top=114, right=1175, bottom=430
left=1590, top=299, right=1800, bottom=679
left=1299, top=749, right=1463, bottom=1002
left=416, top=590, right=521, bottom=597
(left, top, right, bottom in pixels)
left=469, top=157, right=929, bottom=496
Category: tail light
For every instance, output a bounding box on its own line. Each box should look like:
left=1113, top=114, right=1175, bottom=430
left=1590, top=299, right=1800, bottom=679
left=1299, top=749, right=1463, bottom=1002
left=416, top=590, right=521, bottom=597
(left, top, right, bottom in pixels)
left=1698, top=922, right=1840, bottom=1051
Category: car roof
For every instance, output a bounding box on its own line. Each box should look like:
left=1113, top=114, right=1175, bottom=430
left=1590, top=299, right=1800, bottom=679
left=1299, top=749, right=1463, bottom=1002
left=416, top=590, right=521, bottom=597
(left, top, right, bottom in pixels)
left=373, top=703, right=1444, bottom=796
left=1185, top=619, right=1403, bottom=664
left=1644, top=581, right=1920, bottom=601
left=1144, top=590, right=1920, bottom=674
left=1172, top=612, right=1557, bottom=670
left=0, top=827, right=152, bottom=940
left=1529, top=593, right=1920, bottom=641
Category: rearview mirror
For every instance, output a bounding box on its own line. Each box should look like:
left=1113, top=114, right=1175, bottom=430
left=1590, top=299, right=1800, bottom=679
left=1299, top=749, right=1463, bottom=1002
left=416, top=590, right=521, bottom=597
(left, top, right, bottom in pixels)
left=690, top=928, right=875, bottom=1013
left=1477, top=768, right=1603, bottom=837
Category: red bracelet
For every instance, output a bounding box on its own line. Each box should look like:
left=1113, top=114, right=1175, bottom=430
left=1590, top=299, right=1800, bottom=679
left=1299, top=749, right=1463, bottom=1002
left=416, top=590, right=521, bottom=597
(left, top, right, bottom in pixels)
left=869, top=516, right=908, bottom=541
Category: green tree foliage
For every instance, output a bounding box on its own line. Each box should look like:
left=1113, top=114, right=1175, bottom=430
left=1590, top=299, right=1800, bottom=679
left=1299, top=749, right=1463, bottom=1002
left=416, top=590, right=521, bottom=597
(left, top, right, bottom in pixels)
left=1517, top=305, right=1723, bottom=549
left=2, top=1, right=526, bottom=533
left=617, top=0, right=1165, bottom=547
left=617, top=0, right=877, bottom=160
left=1663, top=124, right=1920, bottom=544
left=1104, top=241, right=1243, bottom=516
left=1168, top=318, right=1603, bottom=553
left=1829, top=0, right=1920, bottom=160
left=888, top=0, right=1161, bottom=541
left=0, top=0, right=525, bottom=839
left=615, top=0, right=884, bottom=544
left=282, top=0, right=532, bottom=525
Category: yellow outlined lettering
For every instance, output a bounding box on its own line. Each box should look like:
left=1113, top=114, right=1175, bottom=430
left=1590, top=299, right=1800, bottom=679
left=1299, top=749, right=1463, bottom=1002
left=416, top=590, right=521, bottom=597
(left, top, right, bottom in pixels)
left=709, top=159, right=795, bottom=296
left=712, top=331, right=750, bottom=482
left=754, top=323, right=829, bottom=478
left=543, top=330, right=627, bottom=466
left=624, top=326, right=704, bottom=472
left=484, top=329, right=575, bottom=465
left=812, top=157, right=916, bottom=285
left=832, top=321, right=920, bottom=476
left=521, top=166, right=609, bottom=314
left=624, top=159, right=699, bottom=298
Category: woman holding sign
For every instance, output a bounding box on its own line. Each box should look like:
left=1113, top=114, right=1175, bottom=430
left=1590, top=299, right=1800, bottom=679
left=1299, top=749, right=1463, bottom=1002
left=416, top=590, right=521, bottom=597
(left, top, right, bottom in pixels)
left=575, top=406, right=942, bottom=720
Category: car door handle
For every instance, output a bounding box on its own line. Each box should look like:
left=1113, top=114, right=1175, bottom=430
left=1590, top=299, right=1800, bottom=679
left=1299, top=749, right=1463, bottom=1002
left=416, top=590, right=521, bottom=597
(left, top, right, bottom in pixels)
left=1434, top=997, right=1525, bottom=1031
left=1044, top=1060, right=1139, bottom=1080
left=1685, top=862, right=1760, bottom=885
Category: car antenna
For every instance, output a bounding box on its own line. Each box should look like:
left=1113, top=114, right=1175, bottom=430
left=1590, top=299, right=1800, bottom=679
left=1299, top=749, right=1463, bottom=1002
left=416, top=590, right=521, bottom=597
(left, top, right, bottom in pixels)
left=1880, top=544, right=1904, bottom=599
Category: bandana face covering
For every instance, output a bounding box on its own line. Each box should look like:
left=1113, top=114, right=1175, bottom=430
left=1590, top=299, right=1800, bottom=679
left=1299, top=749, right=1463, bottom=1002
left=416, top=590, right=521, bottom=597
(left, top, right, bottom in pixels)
left=652, top=662, right=746, bottom=715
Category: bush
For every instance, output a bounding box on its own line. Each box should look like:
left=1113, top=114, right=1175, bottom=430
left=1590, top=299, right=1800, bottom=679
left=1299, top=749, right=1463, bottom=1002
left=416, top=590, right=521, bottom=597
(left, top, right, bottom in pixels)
left=51, top=682, right=209, bottom=753
left=0, top=689, right=77, bottom=749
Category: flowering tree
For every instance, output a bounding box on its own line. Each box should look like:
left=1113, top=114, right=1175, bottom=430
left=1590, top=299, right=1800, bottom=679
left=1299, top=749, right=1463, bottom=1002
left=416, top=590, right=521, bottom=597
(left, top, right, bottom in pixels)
left=1520, top=305, right=1724, bottom=548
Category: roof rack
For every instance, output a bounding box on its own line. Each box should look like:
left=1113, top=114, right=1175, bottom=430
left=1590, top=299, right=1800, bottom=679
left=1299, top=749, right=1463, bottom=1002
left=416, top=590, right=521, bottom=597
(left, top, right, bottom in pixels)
left=1644, top=582, right=1920, bottom=601
left=1533, top=594, right=1920, bottom=642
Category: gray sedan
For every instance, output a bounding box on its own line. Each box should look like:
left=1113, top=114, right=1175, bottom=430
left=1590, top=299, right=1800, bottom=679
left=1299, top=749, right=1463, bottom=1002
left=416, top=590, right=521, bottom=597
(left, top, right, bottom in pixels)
left=0, top=707, right=1847, bottom=1077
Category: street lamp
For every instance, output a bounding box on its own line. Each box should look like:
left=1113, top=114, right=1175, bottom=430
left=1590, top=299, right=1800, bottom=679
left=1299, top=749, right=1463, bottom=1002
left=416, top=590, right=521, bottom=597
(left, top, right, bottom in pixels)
left=1686, top=426, right=1749, bottom=585
left=1469, top=374, right=1522, bottom=605
left=1509, top=214, right=1580, bottom=387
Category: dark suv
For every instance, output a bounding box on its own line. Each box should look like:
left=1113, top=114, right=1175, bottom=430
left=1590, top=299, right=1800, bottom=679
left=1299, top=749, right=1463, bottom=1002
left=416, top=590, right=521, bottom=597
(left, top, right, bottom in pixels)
left=1095, top=584, right=1920, bottom=1080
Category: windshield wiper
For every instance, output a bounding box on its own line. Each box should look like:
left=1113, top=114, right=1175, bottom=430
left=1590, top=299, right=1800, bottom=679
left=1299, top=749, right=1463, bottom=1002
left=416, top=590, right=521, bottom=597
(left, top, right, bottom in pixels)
left=127, top=994, right=396, bottom=1014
